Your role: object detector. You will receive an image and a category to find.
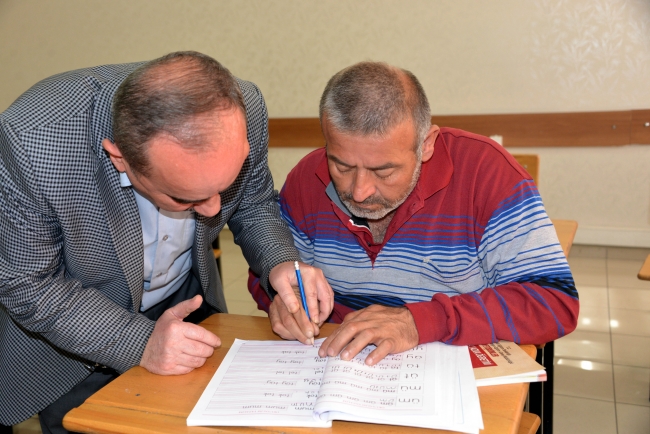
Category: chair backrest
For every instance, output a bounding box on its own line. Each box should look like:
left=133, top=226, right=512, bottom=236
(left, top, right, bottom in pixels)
left=511, top=154, right=540, bottom=185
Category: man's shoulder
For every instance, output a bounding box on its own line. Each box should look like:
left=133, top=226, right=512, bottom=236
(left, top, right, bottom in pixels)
left=2, top=62, right=146, bottom=135
left=440, top=127, right=530, bottom=180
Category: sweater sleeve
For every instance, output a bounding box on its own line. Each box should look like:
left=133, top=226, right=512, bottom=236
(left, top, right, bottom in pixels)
left=407, top=180, right=579, bottom=346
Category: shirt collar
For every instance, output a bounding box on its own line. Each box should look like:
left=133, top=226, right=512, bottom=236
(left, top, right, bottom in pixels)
left=119, top=171, right=132, bottom=188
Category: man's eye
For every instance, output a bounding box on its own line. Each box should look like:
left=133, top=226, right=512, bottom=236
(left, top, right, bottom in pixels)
left=375, top=170, right=392, bottom=179
left=336, top=165, right=352, bottom=173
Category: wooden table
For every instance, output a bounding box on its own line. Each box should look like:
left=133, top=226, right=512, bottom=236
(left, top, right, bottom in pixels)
left=551, top=219, right=578, bottom=258
left=64, top=314, right=536, bottom=434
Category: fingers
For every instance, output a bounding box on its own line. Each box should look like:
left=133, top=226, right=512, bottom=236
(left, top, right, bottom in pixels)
left=319, top=320, right=371, bottom=361
left=269, top=297, right=316, bottom=345
left=140, top=300, right=221, bottom=375
left=182, top=322, right=221, bottom=348
left=318, top=305, right=419, bottom=365
left=306, top=267, right=334, bottom=325
left=268, top=263, right=302, bottom=314
left=268, top=261, right=334, bottom=323
left=167, top=294, right=203, bottom=321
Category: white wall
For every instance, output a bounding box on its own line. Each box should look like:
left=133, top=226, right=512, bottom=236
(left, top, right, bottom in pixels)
left=1, top=0, right=649, bottom=246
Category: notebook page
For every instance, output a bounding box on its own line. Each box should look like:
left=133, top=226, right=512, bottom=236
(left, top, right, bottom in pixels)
left=187, top=339, right=331, bottom=427
left=313, top=342, right=483, bottom=433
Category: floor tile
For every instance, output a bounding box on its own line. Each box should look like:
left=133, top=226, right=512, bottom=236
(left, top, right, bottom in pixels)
left=607, top=246, right=650, bottom=261
left=248, top=308, right=268, bottom=318
left=616, top=403, right=650, bottom=434
left=226, top=299, right=260, bottom=316
left=575, top=305, right=610, bottom=333
left=555, top=330, right=612, bottom=364
left=223, top=276, right=255, bottom=303
left=612, top=334, right=650, bottom=368
left=609, top=308, right=650, bottom=337
left=221, top=253, right=250, bottom=287
left=576, top=285, right=609, bottom=308
left=13, top=415, right=41, bottom=434
left=607, top=259, right=650, bottom=289
left=568, top=257, right=608, bottom=287
left=553, top=395, right=617, bottom=434
left=569, top=244, right=607, bottom=259
left=554, top=358, right=614, bottom=401
left=613, top=365, right=650, bottom=407
left=609, top=287, right=650, bottom=311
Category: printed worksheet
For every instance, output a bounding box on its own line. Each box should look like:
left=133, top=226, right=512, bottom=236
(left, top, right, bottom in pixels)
left=187, top=339, right=482, bottom=433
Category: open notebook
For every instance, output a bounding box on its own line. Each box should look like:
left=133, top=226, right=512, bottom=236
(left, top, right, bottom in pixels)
left=188, top=339, right=483, bottom=433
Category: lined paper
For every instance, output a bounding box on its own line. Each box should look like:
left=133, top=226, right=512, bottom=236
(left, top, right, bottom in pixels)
left=187, top=339, right=483, bottom=433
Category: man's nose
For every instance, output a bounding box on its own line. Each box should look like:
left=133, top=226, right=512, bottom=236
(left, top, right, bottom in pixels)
left=194, top=194, right=222, bottom=217
left=351, top=171, right=375, bottom=203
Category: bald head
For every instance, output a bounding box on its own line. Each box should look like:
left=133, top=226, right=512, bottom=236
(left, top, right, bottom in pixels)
left=112, top=51, right=245, bottom=175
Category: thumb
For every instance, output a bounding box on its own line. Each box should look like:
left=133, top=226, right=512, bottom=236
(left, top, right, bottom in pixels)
left=168, top=294, right=203, bottom=321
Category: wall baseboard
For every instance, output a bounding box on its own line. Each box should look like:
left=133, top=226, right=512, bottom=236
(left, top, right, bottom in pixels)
left=573, top=225, right=650, bottom=248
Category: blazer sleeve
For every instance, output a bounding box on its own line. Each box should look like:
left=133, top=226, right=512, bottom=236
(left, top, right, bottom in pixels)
left=0, top=117, right=154, bottom=373
left=226, top=81, right=301, bottom=295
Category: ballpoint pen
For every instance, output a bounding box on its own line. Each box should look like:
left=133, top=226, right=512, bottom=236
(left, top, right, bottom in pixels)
left=294, top=262, right=315, bottom=346
left=294, top=261, right=310, bottom=321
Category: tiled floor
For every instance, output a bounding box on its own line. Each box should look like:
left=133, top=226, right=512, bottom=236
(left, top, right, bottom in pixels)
left=12, top=232, right=650, bottom=433
left=555, top=244, right=650, bottom=434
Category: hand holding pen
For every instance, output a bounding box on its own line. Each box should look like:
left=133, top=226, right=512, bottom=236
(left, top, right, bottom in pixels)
left=267, top=261, right=334, bottom=346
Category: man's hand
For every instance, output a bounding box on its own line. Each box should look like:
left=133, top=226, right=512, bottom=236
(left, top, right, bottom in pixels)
left=140, top=295, right=221, bottom=375
left=318, top=305, right=419, bottom=366
left=267, top=261, right=334, bottom=344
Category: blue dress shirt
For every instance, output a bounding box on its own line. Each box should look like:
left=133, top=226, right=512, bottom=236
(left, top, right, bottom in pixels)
left=120, top=172, right=196, bottom=311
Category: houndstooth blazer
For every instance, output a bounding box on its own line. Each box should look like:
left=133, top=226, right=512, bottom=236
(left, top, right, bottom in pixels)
left=0, top=62, right=300, bottom=424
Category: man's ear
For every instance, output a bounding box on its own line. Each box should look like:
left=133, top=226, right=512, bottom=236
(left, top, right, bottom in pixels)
left=420, top=125, right=440, bottom=163
left=102, top=138, right=127, bottom=172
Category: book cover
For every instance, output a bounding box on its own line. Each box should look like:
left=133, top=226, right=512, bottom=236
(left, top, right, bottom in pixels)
left=469, top=341, right=546, bottom=387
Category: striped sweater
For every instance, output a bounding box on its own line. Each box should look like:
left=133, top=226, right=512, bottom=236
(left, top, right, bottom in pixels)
left=249, top=128, right=579, bottom=346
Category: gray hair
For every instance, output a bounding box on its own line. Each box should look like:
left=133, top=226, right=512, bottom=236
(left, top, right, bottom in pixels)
left=112, top=51, right=245, bottom=176
left=319, top=61, right=431, bottom=156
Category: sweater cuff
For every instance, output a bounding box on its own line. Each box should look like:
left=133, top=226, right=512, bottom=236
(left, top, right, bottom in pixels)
left=406, top=300, right=448, bottom=345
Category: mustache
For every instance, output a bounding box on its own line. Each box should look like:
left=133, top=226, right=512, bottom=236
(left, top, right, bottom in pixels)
left=338, top=193, right=391, bottom=207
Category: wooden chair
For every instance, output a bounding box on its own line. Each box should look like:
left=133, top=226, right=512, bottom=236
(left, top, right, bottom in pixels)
left=518, top=412, right=542, bottom=434
left=637, top=254, right=650, bottom=402
left=637, top=254, right=650, bottom=281
left=512, top=154, right=554, bottom=433
left=512, top=154, right=540, bottom=185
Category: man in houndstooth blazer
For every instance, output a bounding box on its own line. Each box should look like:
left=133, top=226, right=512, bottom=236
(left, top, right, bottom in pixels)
left=0, top=52, right=333, bottom=429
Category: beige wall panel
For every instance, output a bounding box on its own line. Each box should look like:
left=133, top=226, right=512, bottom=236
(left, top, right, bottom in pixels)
left=1, top=0, right=650, bottom=246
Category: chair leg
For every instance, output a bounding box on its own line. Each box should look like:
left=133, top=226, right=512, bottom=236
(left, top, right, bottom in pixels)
left=541, top=341, right=554, bottom=434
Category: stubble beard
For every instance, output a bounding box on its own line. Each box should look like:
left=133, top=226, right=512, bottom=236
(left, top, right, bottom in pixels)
left=338, top=162, right=422, bottom=221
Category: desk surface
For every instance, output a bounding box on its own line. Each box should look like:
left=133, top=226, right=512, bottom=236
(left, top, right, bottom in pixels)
left=64, top=314, right=536, bottom=434
left=551, top=219, right=578, bottom=258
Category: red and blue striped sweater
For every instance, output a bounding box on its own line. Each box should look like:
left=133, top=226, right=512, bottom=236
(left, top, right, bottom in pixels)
left=249, top=128, right=579, bottom=346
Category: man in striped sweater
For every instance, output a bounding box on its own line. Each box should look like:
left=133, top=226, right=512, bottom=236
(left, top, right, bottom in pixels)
left=249, top=61, right=579, bottom=365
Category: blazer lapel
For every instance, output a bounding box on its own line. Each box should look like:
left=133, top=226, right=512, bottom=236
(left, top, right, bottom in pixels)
left=94, top=156, right=144, bottom=312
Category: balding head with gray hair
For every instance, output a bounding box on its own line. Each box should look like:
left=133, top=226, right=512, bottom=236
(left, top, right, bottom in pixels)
left=319, top=62, right=431, bottom=156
